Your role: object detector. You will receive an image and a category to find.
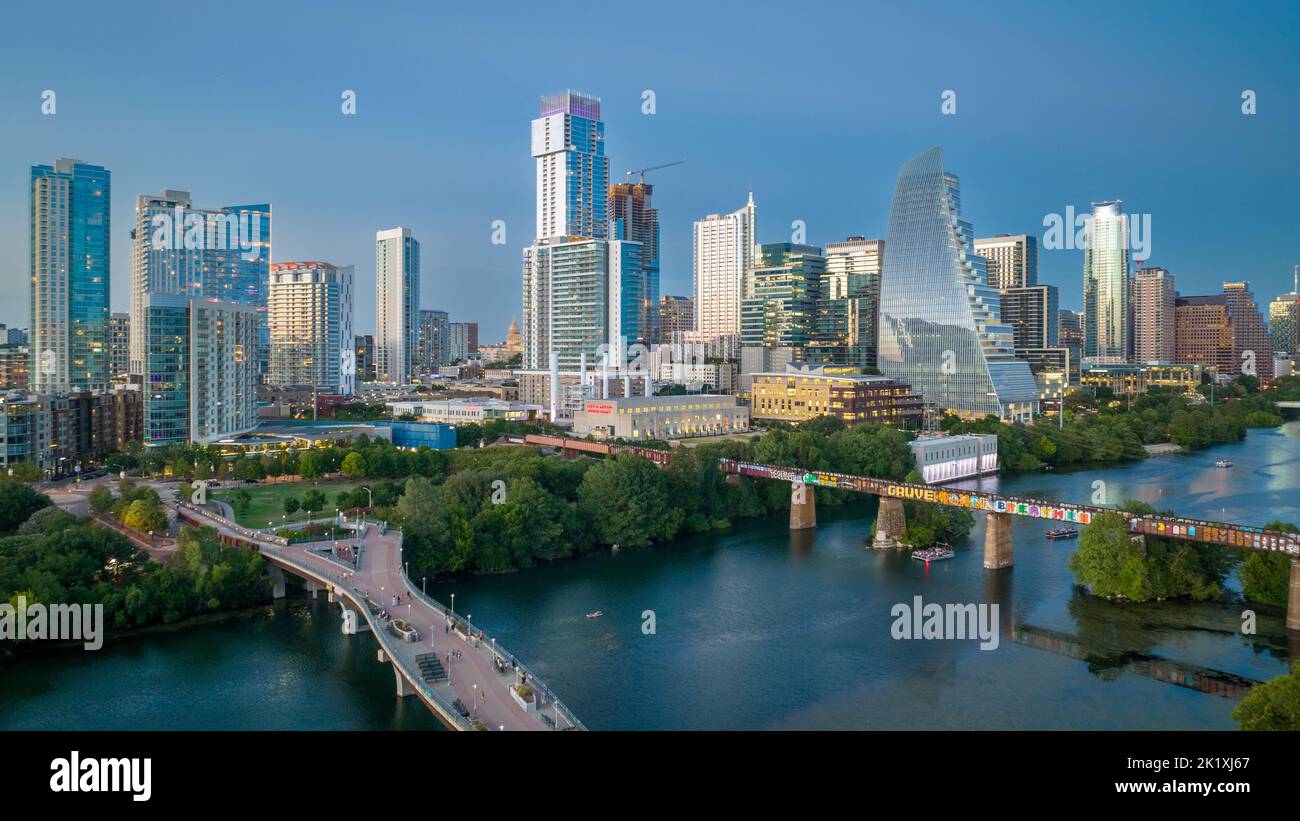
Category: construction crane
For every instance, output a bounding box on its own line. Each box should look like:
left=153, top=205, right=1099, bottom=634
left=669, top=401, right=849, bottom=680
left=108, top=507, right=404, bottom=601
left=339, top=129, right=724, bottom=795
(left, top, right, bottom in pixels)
left=625, top=160, right=685, bottom=184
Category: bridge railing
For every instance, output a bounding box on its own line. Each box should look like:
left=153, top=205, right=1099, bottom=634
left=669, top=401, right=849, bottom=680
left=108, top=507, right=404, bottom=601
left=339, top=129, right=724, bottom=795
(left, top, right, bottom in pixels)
left=264, top=546, right=474, bottom=731
left=393, top=545, right=585, bottom=731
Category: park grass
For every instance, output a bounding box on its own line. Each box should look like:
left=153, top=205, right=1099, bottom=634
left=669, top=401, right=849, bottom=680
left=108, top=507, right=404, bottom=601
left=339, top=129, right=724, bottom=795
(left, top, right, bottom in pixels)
left=211, top=479, right=368, bottom=527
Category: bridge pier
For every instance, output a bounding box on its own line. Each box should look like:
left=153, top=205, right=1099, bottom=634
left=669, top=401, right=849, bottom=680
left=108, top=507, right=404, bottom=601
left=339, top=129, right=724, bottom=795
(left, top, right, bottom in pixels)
left=789, top=482, right=816, bottom=530
left=305, top=580, right=322, bottom=599
left=872, top=497, right=906, bottom=549
left=340, top=603, right=369, bottom=635
left=394, top=666, right=413, bottom=698
left=327, top=587, right=336, bottom=604
left=1288, top=558, right=1300, bottom=632
left=984, top=512, right=1013, bottom=569
left=269, top=566, right=286, bottom=599
left=377, top=648, right=387, bottom=664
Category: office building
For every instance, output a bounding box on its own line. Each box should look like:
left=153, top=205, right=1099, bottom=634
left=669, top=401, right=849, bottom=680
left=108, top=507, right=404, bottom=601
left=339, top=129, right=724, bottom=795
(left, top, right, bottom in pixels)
left=750, top=364, right=923, bottom=426
left=1269, top=268, right=1300, bottom=355
left=692, top=194, right=756, bottom=356
left=130, top=189, right=270, bottom=378
left=741, top=243, right=824, bottom=350
left=808, top=236, right=883, bottom=369
left=1222, top=281, right=1274, bottom=381
left=449, top=322, right=479, bottom=363
left=1175, top=283, right=1272, bottom=380
left=877, top=147, right=1038, bottom=419
left=1132, top=267, right=1176, bottom=362
left=658, top=295, right=695, bottom=345
left=1001, top=285, right=1059, bottom=350
left=375, top=227, right=420, bottom=383
left=1082, top=200, right=1130, bottom=362
left=268, top=261, right=355, bottom=395
left=1081, top=362, right=1202, bottom=396
left=974, top=234, right=1038, bottom=289
left=31, top=158, right=111, bottom=392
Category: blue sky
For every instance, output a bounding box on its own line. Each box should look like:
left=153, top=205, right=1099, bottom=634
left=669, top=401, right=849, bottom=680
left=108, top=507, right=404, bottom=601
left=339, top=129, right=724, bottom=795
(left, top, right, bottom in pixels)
left=1, top=0, right=1297, bottom=338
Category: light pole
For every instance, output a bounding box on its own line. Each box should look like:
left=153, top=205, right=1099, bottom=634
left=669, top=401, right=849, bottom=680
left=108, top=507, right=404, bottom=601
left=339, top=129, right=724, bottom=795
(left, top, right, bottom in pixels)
left=473, top=684, right=478, bottom=719
left=422, top=576, right=427, bottom=596
left=361, top=486, right=373, bottom=510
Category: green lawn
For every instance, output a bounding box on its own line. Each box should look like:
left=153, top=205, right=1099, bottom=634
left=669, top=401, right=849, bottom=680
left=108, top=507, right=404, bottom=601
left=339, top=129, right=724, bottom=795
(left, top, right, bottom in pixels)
left=211, top=480, right=369, bottom=527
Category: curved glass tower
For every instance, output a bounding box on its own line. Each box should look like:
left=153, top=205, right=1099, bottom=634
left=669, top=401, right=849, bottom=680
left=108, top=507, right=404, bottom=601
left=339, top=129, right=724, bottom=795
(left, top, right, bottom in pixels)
left=877, top=147, right=1039, bottom=420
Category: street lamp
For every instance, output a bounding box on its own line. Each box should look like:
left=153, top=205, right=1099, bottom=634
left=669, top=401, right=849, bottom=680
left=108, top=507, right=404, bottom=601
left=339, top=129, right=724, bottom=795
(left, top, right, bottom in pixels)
left=422, top=576, right=427, bottom=595
left=473, top=684, right=478, bottom=719
left=360, top=486, right=373, bottom=510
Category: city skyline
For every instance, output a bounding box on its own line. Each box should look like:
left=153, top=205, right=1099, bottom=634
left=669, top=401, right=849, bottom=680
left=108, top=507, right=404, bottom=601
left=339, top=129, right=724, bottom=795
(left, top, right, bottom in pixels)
left=2, top=2, right=1297, bottom=339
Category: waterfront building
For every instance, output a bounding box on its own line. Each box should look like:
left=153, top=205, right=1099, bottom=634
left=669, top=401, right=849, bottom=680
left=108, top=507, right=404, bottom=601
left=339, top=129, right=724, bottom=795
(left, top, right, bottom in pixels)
left=1080, top=362, right=1202, bottom=396
left=876, top=147, right=1038, bottom=420
left=1132, top=267, right=1177, bottom=362
left=572, top=394, right=748, bottom=440
left=375, top=227, right=420, bottom=383
left=268, top=262, right=355, bottom=395
left=692, top=194, right=756, bottom=357
left=31, top=158, right=111, bottom=392
left=974, top=234, right=1037, bottom=289
left=1082, top=200, right=1130, bottom=362
left=749, top=364, right=923, bottom=426
left=909, top=433, right=999, bottom=483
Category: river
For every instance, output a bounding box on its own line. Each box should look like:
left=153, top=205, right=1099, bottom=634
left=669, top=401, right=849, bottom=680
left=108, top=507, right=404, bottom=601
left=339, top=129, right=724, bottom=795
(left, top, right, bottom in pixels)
left=4, top=422, right=1298, bottom=730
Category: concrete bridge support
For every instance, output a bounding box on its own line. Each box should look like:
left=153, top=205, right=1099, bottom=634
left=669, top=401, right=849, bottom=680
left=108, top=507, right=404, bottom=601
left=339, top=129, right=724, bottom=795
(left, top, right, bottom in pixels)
left=327, top=587, right=336, bottom=604
left=872, top=497, right=906, bottom=549
left=340, top=603, right=369, bottom=635
left=305, top=580, right=322, bottom=599
left=394, top=667, right=413, bottom=697
left=789, top=483, right=816, bottom=530
left=377, top=648, right=388, bottom=663
left=1288, top=557, right=1300, bottom=632
left=269, top=566, right=286, bottom=599
left=984, top=512, right=1014, bottom=569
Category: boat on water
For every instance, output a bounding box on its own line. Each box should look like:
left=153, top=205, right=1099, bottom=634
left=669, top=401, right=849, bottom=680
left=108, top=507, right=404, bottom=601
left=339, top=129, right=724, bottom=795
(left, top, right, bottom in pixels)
left=586, top=611, right=603, bottom=619
left=1215, top=460, right=1233, bottom=468
left=911, top=544, right=955, bottom=562
left=1046, top=527, right=1079, bottom=540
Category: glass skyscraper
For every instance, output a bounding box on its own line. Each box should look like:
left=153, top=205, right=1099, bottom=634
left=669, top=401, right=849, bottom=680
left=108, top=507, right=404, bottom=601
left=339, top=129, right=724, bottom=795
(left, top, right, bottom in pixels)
left=609, top=181, right=659, bottom=344
left=30, top=159, right=111, bottom=392
left=1082, top=200, right=1130, bottom=362
left=375, top=227, right=420, bottom=383
left=741, top=243, right=824, bottom=349
left=877, top=147, right=1038, bottom=419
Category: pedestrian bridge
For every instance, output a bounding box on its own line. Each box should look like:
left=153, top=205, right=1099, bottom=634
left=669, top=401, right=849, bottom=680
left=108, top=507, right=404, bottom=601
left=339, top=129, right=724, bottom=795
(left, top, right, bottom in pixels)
left=171, top=500, right=585, bottom=731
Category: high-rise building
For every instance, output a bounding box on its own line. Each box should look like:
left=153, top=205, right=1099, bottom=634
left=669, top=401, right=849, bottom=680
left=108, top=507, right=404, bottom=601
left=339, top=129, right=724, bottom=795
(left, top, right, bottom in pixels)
left=610, top=180, right=660, bottom=344
left=1001, top=285, right=1059, bottom=349
left=418, top=309, right=449, bottom=371
left=1082, top=201, right=1131, bottom=362
left=974, top=234, right=1038, bottom=289
left=141, top=295, right=258, bottom=446
left=809, top=237, right=884, bottom=368
left=129, top=190, right=270, bottom=378
left=268, top=262, right=355, bottom=395
left=1269, top=267, right=1300, bottom=355
left=876, top=147, right=1038, bottom=420
left=1222, top=281, right=1274, bottom=381
left=0, top=345, right=31, bottom=390
left=1176, top=282, right=1274, bottom=381
left=449, top=321, right=479, bottom=363
left=742, top=243, right=824, bottom=350
left=108, top=313, right=130, bottom=384
left=692, top=194, right=756, bottom=357
left=1132, top=267, right=1176, bottom=362
left=533, top=90, right=608, bottom=241
left=375, top=227, right=420, bottom=383
left=658, top=295, right=695, bottom=344
left=30, top=158, right=111, bottom=392
left=524, top=238, right=612, bottom=371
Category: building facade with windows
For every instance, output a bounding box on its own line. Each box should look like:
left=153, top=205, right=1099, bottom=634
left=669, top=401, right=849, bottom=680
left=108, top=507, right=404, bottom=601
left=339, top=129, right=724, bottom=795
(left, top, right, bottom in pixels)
left=749, top=366, right=923, bottom=426
left=268, top=261, right=355, bottom=395
left=572, top=394, right=748, bottom=440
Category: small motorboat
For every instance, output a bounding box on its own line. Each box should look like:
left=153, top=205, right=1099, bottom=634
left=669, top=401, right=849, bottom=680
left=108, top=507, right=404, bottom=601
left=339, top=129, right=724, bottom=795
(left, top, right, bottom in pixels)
left=1215, top=460, right=1233, bottom=468
left=586, top=611, right=603, bottom=619
left=1046, top=527, right=1079, bottom=540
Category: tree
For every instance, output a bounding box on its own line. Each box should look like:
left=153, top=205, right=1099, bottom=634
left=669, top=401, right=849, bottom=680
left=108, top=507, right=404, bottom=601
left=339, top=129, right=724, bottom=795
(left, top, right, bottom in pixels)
left=122, top=497, right=168, bottom=534
left=298, top=451, right=323, bottom=480
left=231, top=488, right=253, bottom=516
left=282, top=497, right=300, bottom=516
left=1233, top=662, right=1300, bottom=730
left=577, top=454, right=678, bottom=548
left=341, top=451, right=367, bottom=479
left=0, top=482, right=52, bottom=535
left=301, top=489, right=326, bottom=514
left=1240, top=521, right=1298, bottom=606
left=89, top=484, right=115, bottom=514
left=8, top=462, right=42, bottom=482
